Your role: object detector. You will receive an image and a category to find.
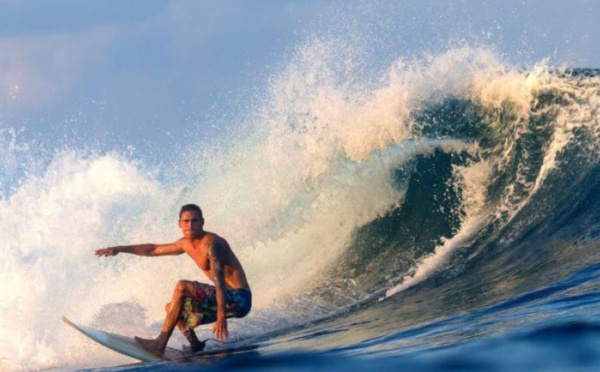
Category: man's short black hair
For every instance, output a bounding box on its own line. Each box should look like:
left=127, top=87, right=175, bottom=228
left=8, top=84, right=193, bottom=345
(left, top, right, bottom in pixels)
left=179, top=204, right=203, bottom=219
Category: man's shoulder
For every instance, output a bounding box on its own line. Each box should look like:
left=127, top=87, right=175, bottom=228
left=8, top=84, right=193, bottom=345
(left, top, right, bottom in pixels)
left=174, top=237, right=187, bottom=246
left=202, top=232, right=230, bottom=251
left=203, top=231, right=226, bottom=242
left=170, top=238, right=188, bottom=251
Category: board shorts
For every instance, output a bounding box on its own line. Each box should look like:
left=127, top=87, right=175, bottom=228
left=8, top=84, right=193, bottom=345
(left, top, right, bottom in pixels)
left=180, top=281, right=252, bottom=330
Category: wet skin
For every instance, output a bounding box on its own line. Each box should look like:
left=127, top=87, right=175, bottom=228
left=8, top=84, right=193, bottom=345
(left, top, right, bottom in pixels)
left=95, top=210, right=250, bottom=356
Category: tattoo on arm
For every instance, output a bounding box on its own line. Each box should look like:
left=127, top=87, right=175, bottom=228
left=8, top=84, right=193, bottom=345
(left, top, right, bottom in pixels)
left=209, top=242, right=228, bottom=319
left=210, top=243, right=226, bottom=286
left=208, top=239, right=230, bottom=341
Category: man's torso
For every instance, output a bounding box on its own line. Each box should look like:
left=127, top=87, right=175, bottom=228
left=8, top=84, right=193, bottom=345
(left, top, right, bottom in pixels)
left=177, top=232, right=250, bottom=291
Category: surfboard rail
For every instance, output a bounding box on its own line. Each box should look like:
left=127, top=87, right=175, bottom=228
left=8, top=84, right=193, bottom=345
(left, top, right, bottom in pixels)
left=61, top=316, right=184, bottom=362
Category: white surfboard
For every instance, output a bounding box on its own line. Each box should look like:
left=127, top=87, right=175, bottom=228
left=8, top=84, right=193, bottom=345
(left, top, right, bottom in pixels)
left=62, top=316, right=186, bottom=362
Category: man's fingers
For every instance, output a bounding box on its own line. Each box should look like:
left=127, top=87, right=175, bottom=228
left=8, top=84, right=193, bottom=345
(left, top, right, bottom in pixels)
left=95, top=248, right=112, bottom=257
left=213, top=322, right=228, bottom=341
left=217, top=327, right=224, bottom=341
left=222, top=325, right=228, bottom=341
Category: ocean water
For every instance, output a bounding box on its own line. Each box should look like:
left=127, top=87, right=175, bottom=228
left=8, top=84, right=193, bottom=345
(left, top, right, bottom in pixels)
left=1, top=43, right=600, bottom=371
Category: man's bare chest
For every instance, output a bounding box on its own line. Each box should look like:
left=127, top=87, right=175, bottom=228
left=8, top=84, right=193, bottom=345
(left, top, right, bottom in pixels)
left=183, top=245, right=211, bottom=271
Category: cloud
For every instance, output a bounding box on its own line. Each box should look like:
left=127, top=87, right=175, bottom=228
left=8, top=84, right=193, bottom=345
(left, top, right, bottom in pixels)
left=0, top=0, right=169, bottom=116
left=0, top=25, right=116, bottom=112
left=0, top=0, right=168, bottom=37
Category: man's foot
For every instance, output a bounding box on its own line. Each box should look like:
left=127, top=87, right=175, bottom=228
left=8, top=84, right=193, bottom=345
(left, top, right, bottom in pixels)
left=182, top=340, right=206, bottom=353
left=180, top=329, right=205, bottom=353
left=135, top=336, right=167, bottom=357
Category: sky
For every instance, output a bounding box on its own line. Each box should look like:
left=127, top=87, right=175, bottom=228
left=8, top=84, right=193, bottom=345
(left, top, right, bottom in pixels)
left=0, top=0, right=598, bottom=162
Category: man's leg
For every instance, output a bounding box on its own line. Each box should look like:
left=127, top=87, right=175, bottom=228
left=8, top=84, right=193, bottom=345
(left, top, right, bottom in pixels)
left=169, top=303, right=205, bottom=352
left=135, top=280, right=198, bottom=356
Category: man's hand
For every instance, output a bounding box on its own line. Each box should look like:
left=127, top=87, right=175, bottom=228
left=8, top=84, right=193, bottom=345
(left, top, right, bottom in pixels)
left=95, top=247, right=119, bottom=257
left=213, top=317, right=228, bottom=341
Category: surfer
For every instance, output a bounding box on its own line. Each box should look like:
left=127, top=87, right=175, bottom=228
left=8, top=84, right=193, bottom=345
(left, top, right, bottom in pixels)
left=94, top=204, right=251, bottom=356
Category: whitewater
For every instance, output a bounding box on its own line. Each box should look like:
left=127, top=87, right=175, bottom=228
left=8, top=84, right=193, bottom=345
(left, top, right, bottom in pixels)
left=1, top=42, right=600, bottom=371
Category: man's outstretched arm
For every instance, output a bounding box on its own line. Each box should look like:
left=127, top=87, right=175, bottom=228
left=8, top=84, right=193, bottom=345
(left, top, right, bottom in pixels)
left=95, top=243, right=184, bottom=257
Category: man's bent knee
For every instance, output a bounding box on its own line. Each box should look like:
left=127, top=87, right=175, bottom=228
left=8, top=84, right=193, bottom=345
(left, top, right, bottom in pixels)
left=173, top=280, right=195, bottom=298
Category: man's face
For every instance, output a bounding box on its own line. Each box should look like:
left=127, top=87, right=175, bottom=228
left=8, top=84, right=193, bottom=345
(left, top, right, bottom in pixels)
left=179, top=211, right=204, bottom=238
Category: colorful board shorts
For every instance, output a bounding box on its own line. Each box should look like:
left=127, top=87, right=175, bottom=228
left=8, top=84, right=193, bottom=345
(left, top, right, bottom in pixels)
left=180, top=281, right=252, bottom=330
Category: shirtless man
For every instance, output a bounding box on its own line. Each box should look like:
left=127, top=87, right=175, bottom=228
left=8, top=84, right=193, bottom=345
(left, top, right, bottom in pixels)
left=95, top=204, right=251, bottom=357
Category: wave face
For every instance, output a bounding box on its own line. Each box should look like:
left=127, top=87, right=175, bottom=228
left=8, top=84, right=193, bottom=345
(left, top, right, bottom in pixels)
left=1, top=43, right=599, bottom=371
